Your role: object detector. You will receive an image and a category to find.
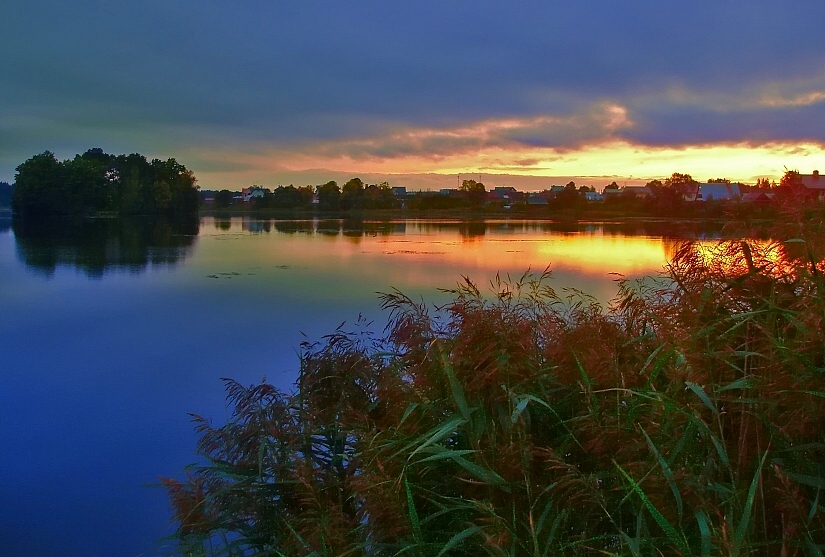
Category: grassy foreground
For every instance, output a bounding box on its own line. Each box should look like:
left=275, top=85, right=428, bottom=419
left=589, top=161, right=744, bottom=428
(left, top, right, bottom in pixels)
left=165, top=214, right=825, bottom=556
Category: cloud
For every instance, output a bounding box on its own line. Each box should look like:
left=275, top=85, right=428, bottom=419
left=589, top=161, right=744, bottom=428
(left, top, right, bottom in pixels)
left=291, top=102, right=632, bottom=162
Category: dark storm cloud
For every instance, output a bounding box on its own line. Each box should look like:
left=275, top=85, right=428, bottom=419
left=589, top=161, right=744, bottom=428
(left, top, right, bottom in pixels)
left=2, top=0, right=825, bottom=181
left=627, top=102, right=825, bottom=146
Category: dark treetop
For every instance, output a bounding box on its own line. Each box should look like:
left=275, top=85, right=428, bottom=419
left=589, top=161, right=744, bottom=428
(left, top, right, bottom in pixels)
left=11, top=148, right=199, bottom=216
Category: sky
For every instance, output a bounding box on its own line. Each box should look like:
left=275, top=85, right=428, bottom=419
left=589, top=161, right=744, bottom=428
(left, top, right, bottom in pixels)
left=3, top=0, right=825, bottom=191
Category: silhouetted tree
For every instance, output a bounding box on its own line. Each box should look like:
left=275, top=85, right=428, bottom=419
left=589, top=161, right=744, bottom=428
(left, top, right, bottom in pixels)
left=664, top=172, right=699, bottom=198
left=11, top=151, right=65, bottom=215
left=214, top=190, right=234, bottom=208
left=779, top=169, right=803, bottom=190
left=341, top=178, right=365, bottom=210
left=460, top=179, right=487, bottom=206
left=0, top=181, right=13, bottom=207
left=315, top=181, right=341, bottom=211
left=12, top=149, right=199, bottom=216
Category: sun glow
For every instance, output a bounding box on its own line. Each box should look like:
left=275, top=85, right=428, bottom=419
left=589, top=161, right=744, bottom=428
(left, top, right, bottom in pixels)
left=193, top=139, right=825, bottom=191
left=285, top=141, right=825, bottom=183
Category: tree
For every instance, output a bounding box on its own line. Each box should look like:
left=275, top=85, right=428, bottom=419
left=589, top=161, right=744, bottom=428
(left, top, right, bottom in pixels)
left=460, top=179, right=487, bottom=206
left=755, top=178, right=772, bottom=190
left=64, top=155, right=109, bottom=213
left=554, top=181, right=580, bottom=208
left=779, top=169, right=803, bottom=190
left=214, top=190, right=234, bottom=208
left=341, top=178, right=365, bottom=210
left=645, top=177, right=691, bottom=216
left=11, top=149, right=199, bottom=216
left=0, top=181, right=12, bottom=207
left=12, top=151, right=66, bottom=215
left=604, top=181, right=620, bottom=190
left=664, top=172, right=699, bottom=200
left=315, top=181, right=340, bottom=211
left=707, top=178, right=731, bottom=184
left=341, top=177, right=364, bottom=197
left=296, top=186, right=315, bottom=206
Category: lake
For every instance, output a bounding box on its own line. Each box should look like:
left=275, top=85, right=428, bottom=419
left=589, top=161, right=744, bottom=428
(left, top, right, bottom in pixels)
left=0, top=215, right=726, bottom=556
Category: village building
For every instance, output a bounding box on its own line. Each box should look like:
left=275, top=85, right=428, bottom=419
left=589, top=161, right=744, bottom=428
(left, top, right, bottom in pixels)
left=694, top=183, right=741, bottom=202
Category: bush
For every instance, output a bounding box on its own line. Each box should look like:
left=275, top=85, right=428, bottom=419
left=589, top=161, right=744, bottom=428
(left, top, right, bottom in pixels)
left=165, top=217, right=825, bottom=556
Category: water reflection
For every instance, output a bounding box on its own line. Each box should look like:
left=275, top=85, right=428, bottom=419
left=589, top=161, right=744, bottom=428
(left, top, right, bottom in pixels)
left=12, top=215, right=198, bottom=277
left=459, top=220, right=487, bottom=241
left=191, top=217, right=744, bottom=303
left=0, top=215, right=11, bottom=234
left=216, top=217, right=729, bottom=240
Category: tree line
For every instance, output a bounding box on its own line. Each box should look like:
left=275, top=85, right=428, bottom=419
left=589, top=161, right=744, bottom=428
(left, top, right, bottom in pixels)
left=206, top=177, right=399, bottom=211
left=11, top=149, right=199, bottom=216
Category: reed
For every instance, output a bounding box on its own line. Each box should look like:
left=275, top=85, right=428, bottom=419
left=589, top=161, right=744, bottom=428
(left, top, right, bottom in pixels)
left=164, top=214, right=825, bottom=556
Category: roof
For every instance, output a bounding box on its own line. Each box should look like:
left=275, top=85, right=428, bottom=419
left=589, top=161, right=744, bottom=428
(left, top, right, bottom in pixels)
left=696, top=183, right=740, bottom=201
left=801, top=172, right=824, bottom=190
left=610, top=186, right=651, bottom=196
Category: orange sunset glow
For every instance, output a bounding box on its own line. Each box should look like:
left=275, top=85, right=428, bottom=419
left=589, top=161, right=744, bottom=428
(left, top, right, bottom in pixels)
left=191, top=137, right=825, bottom=191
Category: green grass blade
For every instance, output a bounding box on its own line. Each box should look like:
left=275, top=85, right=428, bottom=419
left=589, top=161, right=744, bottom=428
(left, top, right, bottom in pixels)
left=439, top=346, right=472, bottom=423
left=787, top=472, right=825, bottom=489
left=695, top=510, right=714, bottom=556
left=615, top=461, right=690, bottom=554
left=716, top=377, right=757, bottom=393
left=417, top=448, right=477, bottom=463
left=686, top=382, right=718, bottom=415
left=434, top=525, right=484, bottom=557
left=405, top=475, right=424, bottom=549
left=574, top=353, right=592, bottom=388
left=640, top=427, right=683, bottom=519
left=451, top=454, right=507, bottom=486
left=542, top=509, right=567, bottom=557
left=404, top=416, right=465, bottom=461
left=399, top=403, right=420, bottom=427
left=734, top=450, right=768, bottom=550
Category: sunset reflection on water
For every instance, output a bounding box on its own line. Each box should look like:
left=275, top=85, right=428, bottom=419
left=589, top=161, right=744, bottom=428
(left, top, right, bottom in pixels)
left=195, top=218, right=720, bottom=305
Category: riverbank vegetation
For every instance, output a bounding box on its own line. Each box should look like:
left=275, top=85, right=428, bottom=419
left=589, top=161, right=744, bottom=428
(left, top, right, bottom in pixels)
left=11, top=149, right=199, bottom=216
left=165, top=207, right=825, bottom=555
left=200, top=171, right=818, bottom=223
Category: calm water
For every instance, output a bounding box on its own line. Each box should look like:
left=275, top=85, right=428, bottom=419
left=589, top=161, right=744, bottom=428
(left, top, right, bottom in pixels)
left=0, top=215, right=724, bottom=556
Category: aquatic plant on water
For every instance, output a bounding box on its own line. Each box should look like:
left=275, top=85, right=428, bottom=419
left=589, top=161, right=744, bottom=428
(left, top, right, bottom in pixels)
left=164, top=216, right=825, bottom=556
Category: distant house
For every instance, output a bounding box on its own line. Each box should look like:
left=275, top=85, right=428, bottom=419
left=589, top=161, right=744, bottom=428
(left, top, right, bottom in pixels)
left=584, top=191, right=604, bottom=201
left=492, top=186, right=520, bottom=201
left=801, top=170, right=824, bottom=190
left=242, top=186, right=267, bottom=202
left=392, top=186, right=407, bottom=196
left=527, top=193, right=548, bottom=205
left=604, top=186, right=650, bottom=198
left=741, top=191, right=773, bottom=204
left=549, top=185, right=566, bottom=194
left=695, top=183, right=740, bottom=201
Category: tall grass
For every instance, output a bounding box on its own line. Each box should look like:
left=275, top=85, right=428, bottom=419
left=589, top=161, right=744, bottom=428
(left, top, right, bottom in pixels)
left=164, top=217, right=825, bottom=556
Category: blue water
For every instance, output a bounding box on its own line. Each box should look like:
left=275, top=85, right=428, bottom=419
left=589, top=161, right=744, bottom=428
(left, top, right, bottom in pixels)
left=0, top=216, right=716, bottom=556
